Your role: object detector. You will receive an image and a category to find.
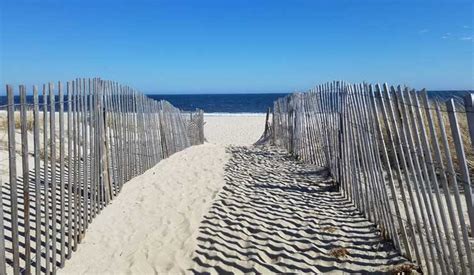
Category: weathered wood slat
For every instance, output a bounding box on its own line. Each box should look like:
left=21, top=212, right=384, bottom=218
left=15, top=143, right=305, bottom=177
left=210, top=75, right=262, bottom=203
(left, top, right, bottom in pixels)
left=446, top=99, right=474, bottom=239
left=464, top=93, right=474, bottom=149
left=7, top=85, right=20, bottom=274
left=81, top=79, right=89, bottom=228
left=49, top=82, right=59, bottom=273
left=0, top=194, right=5, bottom=274
left=58, top=82, right=66, bottom=268
left=42, top=84, right=51, bottom=274
left=19, top=85, right=31, bottom=274
left=66, top=81, right=74, bottom=260
left=33, top=86, right=42, bottom=275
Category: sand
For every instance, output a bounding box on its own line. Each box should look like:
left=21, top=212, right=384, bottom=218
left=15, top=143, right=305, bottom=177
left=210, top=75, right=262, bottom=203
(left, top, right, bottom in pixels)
left=190, top=146, right=410, bottom=273
left=4, top=113, right=412, bottom=273
left=60, top=143, right=228, bottom=274
left=204, top=114, right=267, bottom=146
left=59, top=114, right=266, bottom=274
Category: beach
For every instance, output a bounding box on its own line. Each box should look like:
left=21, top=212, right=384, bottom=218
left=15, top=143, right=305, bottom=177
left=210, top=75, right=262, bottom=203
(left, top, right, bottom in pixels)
left=0, top=112, right=412, bottom=274
left=2, top=1, right=472, bottom=273
left=58, top=114, right=267, bottom=274
left=203, top=114, right=267, bottom=146
left=58, top=113, right=411, bottom=274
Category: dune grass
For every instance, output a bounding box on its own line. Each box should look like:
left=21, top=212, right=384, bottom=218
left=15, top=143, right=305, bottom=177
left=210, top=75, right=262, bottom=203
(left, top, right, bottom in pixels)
left=377, top=98, right=473, bottom=177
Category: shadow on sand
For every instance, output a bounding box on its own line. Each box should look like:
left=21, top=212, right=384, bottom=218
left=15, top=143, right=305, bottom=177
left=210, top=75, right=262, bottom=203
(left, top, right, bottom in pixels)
left=190, top=146, right=412, bottom=274
left=1, top=160, right=118, bottom=274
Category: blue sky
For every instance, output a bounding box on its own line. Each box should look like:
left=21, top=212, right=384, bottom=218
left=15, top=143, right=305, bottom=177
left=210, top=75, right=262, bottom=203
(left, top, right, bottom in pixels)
left=0, top=0, right=473, bottom=94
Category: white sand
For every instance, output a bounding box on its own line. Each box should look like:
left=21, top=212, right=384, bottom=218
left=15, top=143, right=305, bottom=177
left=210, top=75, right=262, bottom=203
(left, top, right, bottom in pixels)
left=204, top=114, right=266, bottom=146
left=59, top=115, right=265, bottom=274
left=61, top=144, right=227, bottom=274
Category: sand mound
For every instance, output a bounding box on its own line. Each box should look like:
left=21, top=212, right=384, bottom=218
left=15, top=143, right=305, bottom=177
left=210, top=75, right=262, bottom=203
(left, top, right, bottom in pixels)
left=59, top=143, right=229, bottom=274
left=204, top=115, right=266, bottom=146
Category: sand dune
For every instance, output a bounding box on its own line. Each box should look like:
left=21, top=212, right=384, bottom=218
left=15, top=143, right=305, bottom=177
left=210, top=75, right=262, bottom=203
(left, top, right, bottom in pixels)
left=204, top=115, right=266, bottom=146
left=59, top=143, right=228, bottom=274
left=60, top=115, right=265, bottom=274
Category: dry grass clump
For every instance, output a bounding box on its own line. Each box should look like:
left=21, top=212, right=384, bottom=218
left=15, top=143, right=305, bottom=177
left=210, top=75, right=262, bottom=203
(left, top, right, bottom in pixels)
left=388, top=263, right=419, bottom=274
left=0, top=111, right=39, bottom=132
left=435, top=104, right=473, bottom=174
left=377, top=97, right=473, bottom=178
left=322, top=226, right=337, bottom=233
left=0, top=111, right=62, bottom=162
left=329, top=247, right=349, bottom=258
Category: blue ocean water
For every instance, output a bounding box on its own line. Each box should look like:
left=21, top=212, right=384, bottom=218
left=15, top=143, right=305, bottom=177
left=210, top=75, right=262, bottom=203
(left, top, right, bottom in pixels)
left=147, top=94, right=288, bottom=113
left=0, top=91, right=472, bottom=113
left=0, top=93, right=289, bottom=113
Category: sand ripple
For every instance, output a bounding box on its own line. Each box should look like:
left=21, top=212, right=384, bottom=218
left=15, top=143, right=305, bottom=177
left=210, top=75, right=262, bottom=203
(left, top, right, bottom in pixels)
left=190, top=146, right=411, bottom=274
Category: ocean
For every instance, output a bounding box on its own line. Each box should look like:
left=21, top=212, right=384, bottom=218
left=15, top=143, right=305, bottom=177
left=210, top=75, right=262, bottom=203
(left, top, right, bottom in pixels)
left=0, top=91, right=471, bottom=113
left=147, top=94, right=287, bottom=114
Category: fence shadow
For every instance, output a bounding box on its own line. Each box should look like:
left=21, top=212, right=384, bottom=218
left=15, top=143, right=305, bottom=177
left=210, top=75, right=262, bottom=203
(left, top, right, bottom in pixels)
left=190, top=146, right=412, bottom=274
left=1, top=160, right=114, bottom=274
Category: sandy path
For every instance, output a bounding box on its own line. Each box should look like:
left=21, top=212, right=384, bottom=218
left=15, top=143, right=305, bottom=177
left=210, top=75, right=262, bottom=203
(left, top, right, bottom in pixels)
left=204, top=115, right=266, bottom=146
left=59, top=115, right=265, bottom=274
left=59, top=143, right=229, bottom=274
left=190, top=146, right=412, bottom=273
left=3, top=113, right=415, bottom=273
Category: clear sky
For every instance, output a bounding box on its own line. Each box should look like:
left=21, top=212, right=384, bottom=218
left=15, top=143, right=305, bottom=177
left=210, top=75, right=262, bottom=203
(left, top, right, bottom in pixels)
left=0, top=0, right=473, bottom=94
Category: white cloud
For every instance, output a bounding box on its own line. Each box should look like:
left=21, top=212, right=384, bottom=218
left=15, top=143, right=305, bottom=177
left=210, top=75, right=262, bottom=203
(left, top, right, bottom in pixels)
left=460, top=36, right=472, bottom=41
left=441, top=33, right=452, bottom=39
left=418, top=29, right=429, bottom=34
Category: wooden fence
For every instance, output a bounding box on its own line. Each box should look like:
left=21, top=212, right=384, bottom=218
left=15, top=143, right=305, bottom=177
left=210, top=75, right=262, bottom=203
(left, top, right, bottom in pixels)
left=0, top=78, right=204, bottom=274
left=182, top=110, right=205, bottom=146
left=270, top=81, right=473, bottom=275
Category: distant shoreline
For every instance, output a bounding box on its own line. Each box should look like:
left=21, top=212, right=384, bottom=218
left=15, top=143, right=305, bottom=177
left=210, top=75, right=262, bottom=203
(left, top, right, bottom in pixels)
left=1, top=91, right=472, bottom=114
left=203, top=112, right=266, bottom=116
